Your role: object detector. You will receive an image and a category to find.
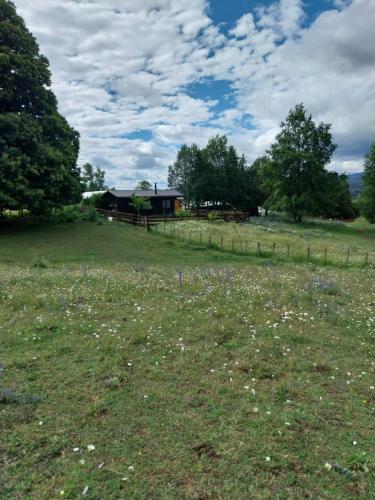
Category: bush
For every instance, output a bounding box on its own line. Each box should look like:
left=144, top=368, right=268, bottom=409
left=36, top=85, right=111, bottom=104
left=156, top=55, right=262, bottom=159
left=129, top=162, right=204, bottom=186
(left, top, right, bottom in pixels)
left=175, top=208, right=192, bottom=218
left=82, top=207, right=99, bottom=222
left=55, top=206, right=81, bottom=223
left=82, top=193, right=104, bottom=208
left=207, top=211, right=218, bottom=222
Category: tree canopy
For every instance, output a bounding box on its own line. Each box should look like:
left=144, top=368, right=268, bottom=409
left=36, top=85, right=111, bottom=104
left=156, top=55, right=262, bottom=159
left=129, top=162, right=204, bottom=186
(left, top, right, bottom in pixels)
left=0, top=0, right=81, bottom=214
left=264, top=104, right=337, bottom=222
left=168, top=136, right=262, bottom=213
left=136, top=180, right=152, bottom=190
left=360, top=141, right=375, bottom=223
left=81, top=163, right=107, bottom=192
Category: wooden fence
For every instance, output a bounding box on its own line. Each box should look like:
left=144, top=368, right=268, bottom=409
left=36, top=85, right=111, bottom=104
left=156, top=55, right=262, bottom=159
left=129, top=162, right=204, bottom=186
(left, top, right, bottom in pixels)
left=96, top=208, right=251, bottom=227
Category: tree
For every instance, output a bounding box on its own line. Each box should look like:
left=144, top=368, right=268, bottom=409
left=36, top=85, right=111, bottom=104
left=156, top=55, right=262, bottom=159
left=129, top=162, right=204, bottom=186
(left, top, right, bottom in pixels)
left=81, top=163, right=107, bottom=191
left=168, top=136, right=263, bottom=213
left=360, top=142, right=375, bottom=223
left=130, top=195, right=151, bottom=221
left=0, top=0, right=81, bottom=214
left=168, top=144, right=201, bottom=208
left=323, top=172, right=355, bottom=219
left=250, top=156, right=272, bottom=211
left=265, top=104, right=336, bottom=222
left=136, top=180, right=152, bottom=190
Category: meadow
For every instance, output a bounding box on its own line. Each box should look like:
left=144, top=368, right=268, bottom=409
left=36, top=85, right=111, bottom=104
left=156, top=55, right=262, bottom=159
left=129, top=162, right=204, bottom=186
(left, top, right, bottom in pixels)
left=0, top=219, right=374, bottom=499
left=156, top=217, right=375, bottom=268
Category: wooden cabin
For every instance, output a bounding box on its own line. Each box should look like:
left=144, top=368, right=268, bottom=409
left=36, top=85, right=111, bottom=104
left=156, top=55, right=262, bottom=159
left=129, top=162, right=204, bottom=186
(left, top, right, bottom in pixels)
left=100, top=186, right=182, bottom=215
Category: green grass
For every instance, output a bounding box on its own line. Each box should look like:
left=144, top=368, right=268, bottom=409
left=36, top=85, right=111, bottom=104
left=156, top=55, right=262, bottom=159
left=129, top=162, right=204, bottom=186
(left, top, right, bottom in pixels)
left=0, top=219, right=374, bottom=498
left=0, top=219, right=247, bottom=267
left=158, top=217, right=375, bottom=267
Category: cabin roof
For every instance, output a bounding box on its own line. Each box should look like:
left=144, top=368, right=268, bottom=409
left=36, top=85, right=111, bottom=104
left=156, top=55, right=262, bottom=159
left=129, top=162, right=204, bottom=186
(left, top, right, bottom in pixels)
left=105, top=189, right=182, bottom=198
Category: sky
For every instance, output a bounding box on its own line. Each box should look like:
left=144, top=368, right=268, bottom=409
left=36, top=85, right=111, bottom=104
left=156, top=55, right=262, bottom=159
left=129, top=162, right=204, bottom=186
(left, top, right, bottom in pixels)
left=13, top=0, right=375, bottom=188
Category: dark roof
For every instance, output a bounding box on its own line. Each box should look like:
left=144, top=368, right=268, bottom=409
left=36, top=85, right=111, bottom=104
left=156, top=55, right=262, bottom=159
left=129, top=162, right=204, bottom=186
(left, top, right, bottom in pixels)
left=106, top=189, right=182, bottom=198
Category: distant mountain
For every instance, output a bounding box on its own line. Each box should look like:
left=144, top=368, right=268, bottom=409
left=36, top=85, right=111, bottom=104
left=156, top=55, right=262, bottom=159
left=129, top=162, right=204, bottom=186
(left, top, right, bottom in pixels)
left=348, top=172, right=364, bottom=197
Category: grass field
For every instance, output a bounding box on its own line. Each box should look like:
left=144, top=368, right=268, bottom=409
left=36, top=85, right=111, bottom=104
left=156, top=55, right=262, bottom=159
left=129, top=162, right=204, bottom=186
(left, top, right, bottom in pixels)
left=0, top=219, right=374, bottom=498
left=156, top=217, right=375, bottom=267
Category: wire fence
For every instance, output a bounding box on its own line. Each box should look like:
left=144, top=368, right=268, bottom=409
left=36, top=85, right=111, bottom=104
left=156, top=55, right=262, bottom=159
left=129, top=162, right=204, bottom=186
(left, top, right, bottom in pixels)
left=151, top=222, right=374, bottom=269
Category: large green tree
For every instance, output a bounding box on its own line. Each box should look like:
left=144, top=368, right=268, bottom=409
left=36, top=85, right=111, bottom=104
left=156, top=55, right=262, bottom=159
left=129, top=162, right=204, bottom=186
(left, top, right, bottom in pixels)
left=168, top=144, right=201, bottom=208
left=0, top=0, right=81, bottom=214
left=265, top=104, right=336, bottom=222
left=168, top=136, right=262, bottom=212
left=360, top=142, right=375, bottom=223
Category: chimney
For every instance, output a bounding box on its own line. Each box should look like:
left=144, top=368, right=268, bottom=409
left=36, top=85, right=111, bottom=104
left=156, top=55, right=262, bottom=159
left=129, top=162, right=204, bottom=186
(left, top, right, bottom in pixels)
left=154, top=183, right=158, bottom=195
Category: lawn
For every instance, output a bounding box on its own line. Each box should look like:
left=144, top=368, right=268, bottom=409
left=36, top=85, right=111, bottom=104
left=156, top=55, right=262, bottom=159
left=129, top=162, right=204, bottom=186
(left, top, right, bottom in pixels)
left=0, top=219, right=374, bottom=498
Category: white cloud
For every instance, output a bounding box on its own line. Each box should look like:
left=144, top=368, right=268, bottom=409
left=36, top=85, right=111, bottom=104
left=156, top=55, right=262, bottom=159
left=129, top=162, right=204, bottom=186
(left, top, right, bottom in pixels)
left=12, top=0, right=374, bottom=186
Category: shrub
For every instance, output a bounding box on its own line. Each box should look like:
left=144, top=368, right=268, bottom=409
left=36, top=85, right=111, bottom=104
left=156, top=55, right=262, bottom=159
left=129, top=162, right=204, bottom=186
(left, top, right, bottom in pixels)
left=207, top=211, right=218, bottom=222
left=175, top=208, right=192, bottom=218
left=56, top=207, right=81, bottom=223
left=82, top=207, right=99, bottom=222
left=82, top=193, right=104, bottom=208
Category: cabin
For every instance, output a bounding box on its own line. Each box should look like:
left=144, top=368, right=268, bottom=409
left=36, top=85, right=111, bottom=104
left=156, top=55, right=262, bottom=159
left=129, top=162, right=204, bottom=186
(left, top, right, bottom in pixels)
left=100, top=186, right=182, bottom=215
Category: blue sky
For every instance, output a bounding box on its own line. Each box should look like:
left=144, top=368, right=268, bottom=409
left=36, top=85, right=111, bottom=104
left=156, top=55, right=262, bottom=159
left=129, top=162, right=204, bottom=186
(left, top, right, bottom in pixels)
left=14, top=0, right=375, bottom=187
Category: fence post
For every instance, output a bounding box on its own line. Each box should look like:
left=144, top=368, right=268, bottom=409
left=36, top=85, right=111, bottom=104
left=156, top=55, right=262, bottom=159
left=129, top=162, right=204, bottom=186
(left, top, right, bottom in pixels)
left=199, top=232, right=202, bottom=245
left=287, top=244, right=290, bottom=259
left=146, top=216, right=150, bottom=232
left=257, top=242, right=261, bottom=256
left=232, top=238, right=235, bottom=252
left=272, top=242, right=276, bottom=257
left=324, top=248, right=327, bottom=263
left=346, top=248, right=351, bottom=266
left=307, top=246, right=311, bottom=260
left=221, top=236, right=224, bottom=250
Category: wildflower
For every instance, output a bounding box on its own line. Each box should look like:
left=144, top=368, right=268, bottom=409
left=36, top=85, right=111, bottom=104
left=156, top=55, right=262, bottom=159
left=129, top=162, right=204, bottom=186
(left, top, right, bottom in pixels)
left=82, top=486, right=89, bottom=496
left=87, top=444, right=96, bottom=452
left=128, top=465, right=134, bottom=471
left=325, top=462, right=332, bottom=470
left=265, top=456, right=271, bottom=462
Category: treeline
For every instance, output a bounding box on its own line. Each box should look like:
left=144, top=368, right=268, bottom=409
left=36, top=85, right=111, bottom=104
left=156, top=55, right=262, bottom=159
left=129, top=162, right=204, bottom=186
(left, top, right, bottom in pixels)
left=168, top=104, right=356, bottom=221
left=168, top=136, right=263, bottom=215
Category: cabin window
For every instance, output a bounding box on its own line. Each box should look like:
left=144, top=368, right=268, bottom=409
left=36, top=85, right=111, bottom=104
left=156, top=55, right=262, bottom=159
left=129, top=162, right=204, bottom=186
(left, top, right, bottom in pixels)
left=162, top=199, right=171, bottom=209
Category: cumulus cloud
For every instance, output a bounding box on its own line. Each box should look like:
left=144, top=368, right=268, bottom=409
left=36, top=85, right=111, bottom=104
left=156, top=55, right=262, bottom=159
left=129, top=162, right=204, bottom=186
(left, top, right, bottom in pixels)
left=13, top=0, right=375, bottom=186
